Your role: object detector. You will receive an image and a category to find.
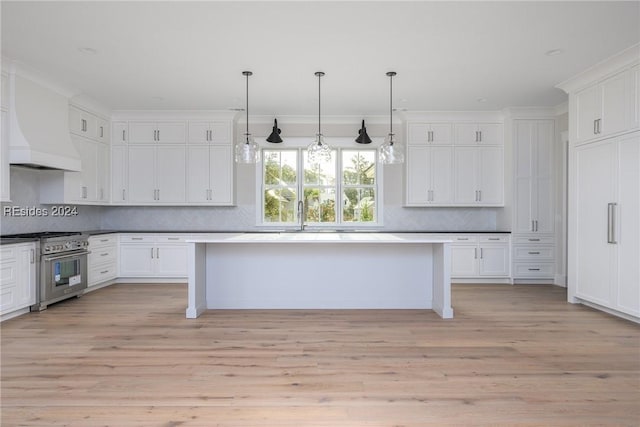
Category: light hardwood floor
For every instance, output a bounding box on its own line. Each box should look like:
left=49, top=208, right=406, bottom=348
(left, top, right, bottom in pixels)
left=1, top=284, right=639, bottom=426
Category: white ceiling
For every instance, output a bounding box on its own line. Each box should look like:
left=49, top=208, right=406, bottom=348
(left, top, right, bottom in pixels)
left=2, top=1, right=639, bottom=116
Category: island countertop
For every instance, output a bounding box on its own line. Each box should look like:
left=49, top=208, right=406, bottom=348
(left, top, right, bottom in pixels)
left=187, top=232, right=454, bottom=244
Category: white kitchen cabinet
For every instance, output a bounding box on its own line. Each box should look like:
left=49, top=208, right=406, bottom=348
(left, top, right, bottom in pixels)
left=127, top=145, right=186, bottom=204
left=454, top=123, right=503, bottom=145
left=1, top=110, right=10, bottom=202
left=1, top=242, right=36, bottom=320
left=513, top=120, right=555, bottom=234
left=407, top=123, right=452, bottom=145
left=575, top=67, right=638, bottom=144
left=112, top=121, right=128, bottom=144
left=453, top=146, right=504, bottom=205
left=188, top=121, right=231, bottom=144
left=119, top=234, right=189, bottom=278
left=39, top=137, right=109, bottom=204
left=69, top=105, right=97, bottom=139
left=406, top=146, right=453, bottom=205
left=187, top=145, right=234, bottom=205
left=571, top=132, right=639, bottom=318
left=129, top=121, right=186, bottom=144
left=111, top=144, right=128, bottom=203
left=449, top=234, right=510, bottom=279
left=88, top=234, right=118, bottom=288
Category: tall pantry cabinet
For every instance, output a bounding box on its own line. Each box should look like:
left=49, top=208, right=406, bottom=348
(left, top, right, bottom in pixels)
left=558, top=44, right=639, bottom=321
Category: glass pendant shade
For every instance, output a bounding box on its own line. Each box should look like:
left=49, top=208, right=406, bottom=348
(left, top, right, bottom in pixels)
left=307, top=133, right=332, bottom=163
left=235, top=71, right=260, bottom=163
left=235, top=134, right=260, bottom=163
left=379, top=133, right=404, bottom=164
left=307, top=71, right=331, bottom=163
left=380, top=71, right=404, bottom=164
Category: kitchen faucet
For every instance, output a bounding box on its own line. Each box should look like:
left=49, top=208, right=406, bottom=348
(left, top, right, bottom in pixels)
left=297, top=200, right=306, bottom=231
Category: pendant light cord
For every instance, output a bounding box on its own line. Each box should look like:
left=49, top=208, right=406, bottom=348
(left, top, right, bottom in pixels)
left=318, top=72, right=321, bottom=136
left=387, top=71, right=396, bottom=144
left=246, top=72, right=249, bottom=142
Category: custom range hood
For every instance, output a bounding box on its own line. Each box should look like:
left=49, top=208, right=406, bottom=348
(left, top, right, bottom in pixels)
left=8, top=70, right=81, bottom=171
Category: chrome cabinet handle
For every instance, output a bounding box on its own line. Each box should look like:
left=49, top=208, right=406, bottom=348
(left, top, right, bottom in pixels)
left=528, top=238, right=540, bottom=242
left=100, top=270, right=109, bottom=275
left=528, top=268, right=540, bottom=271
left=480, top=248, right=483, bottom=259
left=594, top=119, right=598, bottom=135
left=30, top=249, right=35, bottom=264
left=157, top=130, right=160, bottom=141
left=122, top=189, right=126, bottom=201
left=122, top=130, right=126, bottom=141
left=478, top=190, right=481, bottom=202
left=608, top=203, right=617, bottom=244
left=131, top=237, right=143, bottom=240
left=528, top=251, right=540, bottom=255
left=488, top=238, right=499, bottom=241
left=478, top=131, right=482, bottom=142
left=100, top=126, right=104, bottom=138
left=151, top=248, right=154, bottom=259
left=474, top=248, right=478, bottom=259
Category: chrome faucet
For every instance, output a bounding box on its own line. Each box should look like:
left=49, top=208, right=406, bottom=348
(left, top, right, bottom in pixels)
left=297, top=200, right=306, bottom=231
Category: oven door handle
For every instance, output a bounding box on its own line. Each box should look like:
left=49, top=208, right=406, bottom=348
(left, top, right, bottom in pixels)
left=42, top=250, right=91, bottom=262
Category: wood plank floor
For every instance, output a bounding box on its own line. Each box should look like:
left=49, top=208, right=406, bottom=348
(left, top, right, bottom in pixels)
left=1, top=284, right=639, bottom=426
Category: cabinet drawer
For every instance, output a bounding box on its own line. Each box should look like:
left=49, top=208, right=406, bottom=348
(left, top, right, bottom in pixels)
left=119, top=235, right=156, bottom=243
left=513, top=236, right=555, bottom=245
left=156, top=235, right=191, bottom=243
left=0, top=284, right=18, bottom=312
left=88, top=263, right=117, bottom=286
left=450, top=235, right=479, bottom=243
left=479, top=235, right=510, bottom=243
left=514, top=246, right=554, bottom=261
left=88, top=247, right=117, bottom=265
left=89, top=234, right=118, bottom=247
left=513, top=262, right=554, bottom=278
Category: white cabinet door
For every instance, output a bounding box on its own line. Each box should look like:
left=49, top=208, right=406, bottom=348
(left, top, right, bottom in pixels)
left=111, top=145, right=128, bottom=203
left=616, top=135, right=640, bottom=316
left=600, top=71, right=629, bottom=137
left=478, top=146, right=504, bottom=204
left=576, top=84, right=601, bottom=143
left=156, top=122, right=186, bottom=144
left=477, top=124, right=503, bottom=145
left=156, top=146, right=186, bottom=202
left=112, top=122, right=128, bottom=144
left=209, top=145, right=233, bottom=204
left=129, top=122, right=157, bottom=144
left=119, top=244, right=155, bottom=277
left=408, top=123, right=451, bottom=145
left=453, top=147, right=477, bottom=204
left=479, top=245, right=510, bottom=277
left=187, top=145, right=211, bottom=203
left=534, top=120, right=555, bottom=233
left=127, top=146, right=156, bottom=203
left=209, top=122, right=231, bottom=144
left=406, top=146, right=429, bottom=204
left=74, top=137, right=98, bottom=201
left=96, top=118, right=109, bottom=144
left=454, top=124, right=480, bottom=145
left=575, top=140, right=615, bottom=306
left=188, top=122, right=210, bottom=144
left=451, top=245, right=478, bottom=277
left=155, top=244, right=189, bottom=277
left=430, top=146, right=453, bottom=203
left=96, top=143, right=109, bottom=202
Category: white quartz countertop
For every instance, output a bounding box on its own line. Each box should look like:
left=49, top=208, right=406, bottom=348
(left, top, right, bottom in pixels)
left=187, top=233, right=453, bottom=244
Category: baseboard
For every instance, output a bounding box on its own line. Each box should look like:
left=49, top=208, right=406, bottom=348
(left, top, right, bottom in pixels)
left=1, top=307, right=31, bottom=322
left=577, top=299, right=640, bottom=324
left=114, top=278, right=188, bottom=284
left=452, top=278, right=512, bottom=284
left=512, top=278, right=555, bottom=285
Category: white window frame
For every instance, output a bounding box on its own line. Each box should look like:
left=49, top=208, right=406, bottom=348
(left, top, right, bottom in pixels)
left=255, top=137, right=384, bottom=229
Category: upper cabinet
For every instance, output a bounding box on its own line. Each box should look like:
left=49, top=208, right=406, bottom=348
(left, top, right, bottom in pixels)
left=110, top=114, right=236, bottom=206
left=407, top=123, right=452, bottom=145
left=188, top=121, right=231, bottom=144
left=69, top=105, right=110, bottom=143
left=558, top=44, right=639, bottom=146
left=405, top=118, right=504, bottom=207
left=454, top=123, right=503, bottom=145
left=129, top=121, right=186, bottom=144
left=575, top=68, right=636, bottom=143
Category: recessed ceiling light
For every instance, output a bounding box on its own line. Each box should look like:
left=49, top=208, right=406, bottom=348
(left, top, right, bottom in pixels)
left=77, top=47, right=97, bottom=55
left=476, top=97, right=487, bottom=103
left=545, top=48, right=564, bottom=57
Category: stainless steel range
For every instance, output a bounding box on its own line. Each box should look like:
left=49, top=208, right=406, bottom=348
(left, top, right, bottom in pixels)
left=4, top=232, right=90, bottom=311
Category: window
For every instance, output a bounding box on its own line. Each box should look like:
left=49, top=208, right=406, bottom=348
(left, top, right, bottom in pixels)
left=261, top=147, right=380, bottom=227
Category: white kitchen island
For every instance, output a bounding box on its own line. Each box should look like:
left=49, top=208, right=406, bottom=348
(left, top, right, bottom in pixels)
left=186, top=233, right=453, bottom=319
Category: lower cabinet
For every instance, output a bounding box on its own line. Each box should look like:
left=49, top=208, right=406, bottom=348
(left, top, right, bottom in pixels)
left=1, top=242, right=36, bottom=318
left=119, top=234, right=189, bottom=278
left=88, top=234, right=118, bottom=287
left=512, top=235, right=555, bottom=280
left=449, top=234, right=511, bottom=280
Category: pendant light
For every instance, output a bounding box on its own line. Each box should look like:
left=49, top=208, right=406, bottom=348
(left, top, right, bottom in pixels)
left=266, top=118, right=283, bottom=143
left=355, top=119, right=372, bottom=144
left=235, top=71, right=260, bottom=163
left=307, top=71, right=332, bottom=163
left=379, top=71, right=404, bottom=164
